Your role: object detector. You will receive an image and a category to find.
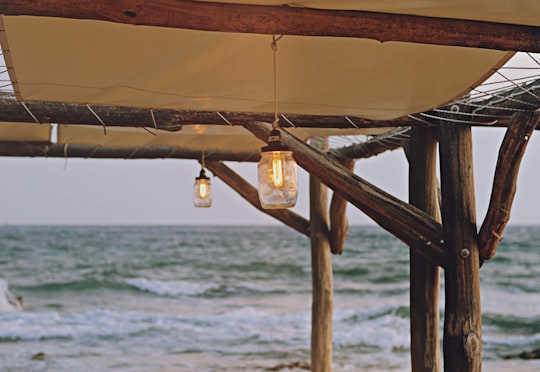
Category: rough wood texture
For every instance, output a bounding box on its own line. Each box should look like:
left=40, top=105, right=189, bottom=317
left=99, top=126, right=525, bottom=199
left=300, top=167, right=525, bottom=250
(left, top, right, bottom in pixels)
left=309, top=137, right=333, bottom=372
left=0, top=142, right=261, bottom=161
left=329, top=158, right=354, bottom=254
left=204, top=160, right=310, bottom=237
left=0, top=93, right=414, bottom=130
left=408, top=127, right=441, bottom=372
left=1, top=0, right=539, bottom=52
left=244, top=121, right=446, bottom=268
left=438, top=123, right=482, bottom=372
left=0, top=75, right=538, bottom=131
left=478, top=110, right=540, bottom=261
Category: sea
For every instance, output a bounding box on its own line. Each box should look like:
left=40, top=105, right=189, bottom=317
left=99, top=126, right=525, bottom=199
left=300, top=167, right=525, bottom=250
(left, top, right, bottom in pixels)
left=0, top=225, right=539, bottom=372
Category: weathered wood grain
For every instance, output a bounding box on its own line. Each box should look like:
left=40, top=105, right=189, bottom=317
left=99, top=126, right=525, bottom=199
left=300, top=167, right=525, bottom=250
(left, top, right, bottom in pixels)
left=439, top=122, right=482, bottom=372
left=408, top=126, right=441, bottom=372
left=309, top=137, right=333, bottom=372
left=478, top=110, right=540, bottom=261
left=1, top=0, right=539, bottom=51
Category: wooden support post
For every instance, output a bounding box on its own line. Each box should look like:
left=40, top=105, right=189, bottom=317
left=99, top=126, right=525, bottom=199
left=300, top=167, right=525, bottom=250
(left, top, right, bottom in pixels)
left=478, top=110, right=540, bottom=262
left=438, top=123, right=482, bottom=372
left=204, top=160, right=310, bottom=237
left=329, top=158, right=355, bottom=254
left=408, top=127, right=441, bottom=372
left=309, top=137, right=333, bottom=372
left=243, top=121, right=446, bottom=268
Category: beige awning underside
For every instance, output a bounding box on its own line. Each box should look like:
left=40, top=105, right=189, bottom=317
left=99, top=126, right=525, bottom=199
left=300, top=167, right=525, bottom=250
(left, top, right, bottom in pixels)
left=0, top=122, right=379, bottom=152
left=0, top=122, right=51, bottom=142
left=0, top=0, right=537, bottom=152
left=56, top=124, right=376, bottom=151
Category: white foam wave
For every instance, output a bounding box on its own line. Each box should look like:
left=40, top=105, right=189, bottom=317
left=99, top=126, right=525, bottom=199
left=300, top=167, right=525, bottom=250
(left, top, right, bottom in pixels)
left=0, top=278, right=23, bottom=313
left=125, top=277, right=217, bottom=296
left=333, top=306, right=410, bottom=352
left=0, top=309, right=169, bottom=341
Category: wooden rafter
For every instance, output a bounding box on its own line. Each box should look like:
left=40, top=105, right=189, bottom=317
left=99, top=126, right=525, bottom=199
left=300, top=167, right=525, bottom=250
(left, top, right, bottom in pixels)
left=0, top=142, right=261, bottom=162
left=0, top=93, right=415, bottom=130
left=0, top=77, right=537, bottom=133
left=0, top=0, right=539, bottom=52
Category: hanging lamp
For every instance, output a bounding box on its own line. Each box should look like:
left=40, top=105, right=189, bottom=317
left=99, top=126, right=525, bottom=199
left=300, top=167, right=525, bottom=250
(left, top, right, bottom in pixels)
left=193, top=137, right=212, bottom=208
left=257, top=35, right=298, bottom=209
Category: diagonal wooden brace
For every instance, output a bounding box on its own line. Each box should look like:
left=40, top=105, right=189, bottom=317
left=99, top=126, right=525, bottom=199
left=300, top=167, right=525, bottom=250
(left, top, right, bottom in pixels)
left=244, top=121, right=446, bottom=268
left=205, top=160, right=310, bottom=237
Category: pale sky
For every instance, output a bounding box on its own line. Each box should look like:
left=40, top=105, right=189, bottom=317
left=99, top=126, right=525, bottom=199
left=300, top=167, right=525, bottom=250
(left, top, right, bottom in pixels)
left=1, top=126, right=539, bottom=227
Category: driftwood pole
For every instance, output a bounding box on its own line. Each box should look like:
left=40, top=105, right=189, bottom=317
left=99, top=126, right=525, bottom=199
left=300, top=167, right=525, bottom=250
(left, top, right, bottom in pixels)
left=438, top=123, right=482, bottom=371
left=309, top=137, right=333, bottom=372
left=408, top=127, right=441, bottom=371
left=478, top=110, right=540, bottom=261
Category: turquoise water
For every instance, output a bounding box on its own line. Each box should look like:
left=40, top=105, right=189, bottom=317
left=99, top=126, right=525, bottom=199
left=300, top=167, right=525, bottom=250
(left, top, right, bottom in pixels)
left=0, top=225, right=538, bottom=371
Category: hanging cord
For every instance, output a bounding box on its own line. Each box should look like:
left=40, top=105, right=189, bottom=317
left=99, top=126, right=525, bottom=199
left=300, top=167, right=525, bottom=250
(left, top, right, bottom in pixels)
left=201, top=135, right=206, bottom=169
left=271, top=35, right=283, bottom=130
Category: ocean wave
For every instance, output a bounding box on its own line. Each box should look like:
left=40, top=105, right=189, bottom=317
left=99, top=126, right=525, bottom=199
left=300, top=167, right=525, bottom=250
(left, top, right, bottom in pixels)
left=18, top=278, right=127, bottom=293
left=124, top=277, right=294, bottom=298
left=333, top=305, right=410, bottom=353
left=125, top=277, right=217, bottom=297
left=0, top=310, right=156, bottom=342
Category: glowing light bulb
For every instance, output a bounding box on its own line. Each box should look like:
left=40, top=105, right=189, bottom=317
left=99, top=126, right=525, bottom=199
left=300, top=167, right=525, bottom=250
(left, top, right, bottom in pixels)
left=197, top=180, right=209, bottom=199
left=271, top=156, right=284, bottom=188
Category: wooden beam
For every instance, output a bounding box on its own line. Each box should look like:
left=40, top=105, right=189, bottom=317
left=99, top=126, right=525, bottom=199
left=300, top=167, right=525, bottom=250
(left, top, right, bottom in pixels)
left=478, top=110, right=540, bottom=261
left=439, top=122, right=482, bottom=372
left=244, top=121, right=446, bottom=268
left=423, top=79, right=540, bottom=128
left=1, top=0, right=539, bottom=52
left=0, top=93, right=414, bottom=130
left=204, top=160, right=310, bottom=237
left=329, top=157, right=354, bottom=254
left=0, top=76, right=536, bottom=132
left=0, top=142, right=260, bottom=162
left=330, top=128, right=410, bottom=160
left=309, top=137, right=333, bottom=372
left=408, top=126, right=441, bottom=371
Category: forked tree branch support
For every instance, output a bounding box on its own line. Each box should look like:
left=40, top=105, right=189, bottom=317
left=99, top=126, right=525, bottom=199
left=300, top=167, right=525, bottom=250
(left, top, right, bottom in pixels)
left=478, top=110, right=540, bottom=261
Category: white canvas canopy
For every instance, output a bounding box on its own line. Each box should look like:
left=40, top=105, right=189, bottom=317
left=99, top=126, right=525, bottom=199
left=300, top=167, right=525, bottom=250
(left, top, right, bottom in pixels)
left=0, top=0, right=538, bottom=151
